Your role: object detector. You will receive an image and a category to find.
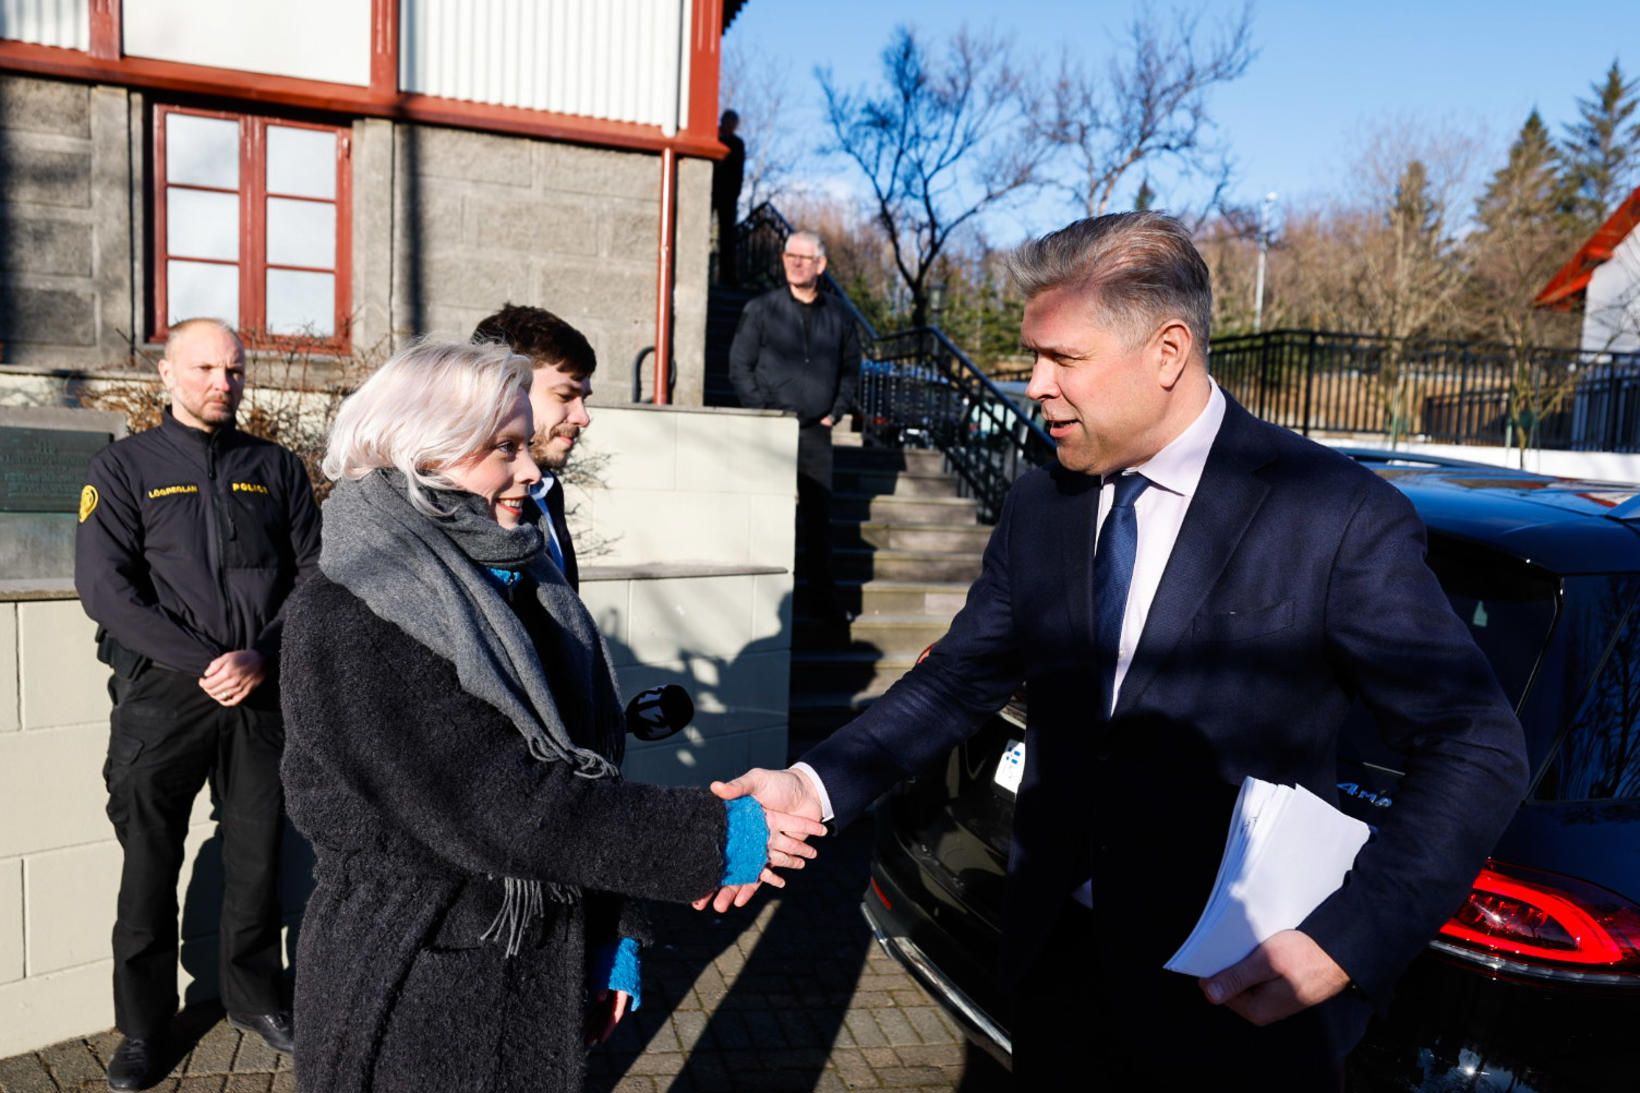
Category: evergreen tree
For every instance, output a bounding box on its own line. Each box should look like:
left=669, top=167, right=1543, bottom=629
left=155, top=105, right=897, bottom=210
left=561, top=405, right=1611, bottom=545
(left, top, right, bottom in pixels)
left=1477, top=110, right=1564, bottom=233
left=1464, top=110, right=1579, bottom=347
left=1134, top=178, right=1157, bottom=212
left=1390, top=159, right=1438, bottom=240
left=1561, top=60, right=1640, bottom=226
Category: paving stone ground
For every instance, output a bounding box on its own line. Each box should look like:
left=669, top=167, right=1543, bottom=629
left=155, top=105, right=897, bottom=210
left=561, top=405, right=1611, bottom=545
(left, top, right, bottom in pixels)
left=0, top=823, right=1011, bottom=1093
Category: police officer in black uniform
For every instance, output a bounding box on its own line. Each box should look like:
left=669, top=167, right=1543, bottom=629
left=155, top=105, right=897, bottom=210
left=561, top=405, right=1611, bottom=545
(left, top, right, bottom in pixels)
left=75, top=318, right=321, bottom=1091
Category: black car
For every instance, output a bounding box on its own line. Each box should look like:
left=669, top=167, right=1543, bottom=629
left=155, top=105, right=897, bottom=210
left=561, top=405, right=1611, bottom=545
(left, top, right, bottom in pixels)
left=860, top=452, right=1640, bottom=1091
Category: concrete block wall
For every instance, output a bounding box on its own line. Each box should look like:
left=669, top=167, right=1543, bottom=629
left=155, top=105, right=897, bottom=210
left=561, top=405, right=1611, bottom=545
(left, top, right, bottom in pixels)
left=373, top=122, right=711, bottom=404
left=574, top=404, right=797, bottom=785
left=0, top=599, right=219, bottom=1056
left=0, top=73, right=712, bottom=404
left=0, top=404, right=796, bottom=1056
left=0, top=75, right=137, bottom=369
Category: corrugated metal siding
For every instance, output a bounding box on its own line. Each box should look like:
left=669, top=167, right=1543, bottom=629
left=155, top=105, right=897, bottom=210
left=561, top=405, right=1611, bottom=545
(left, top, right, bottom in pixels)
left=401, top=0, right=691, bottom=135
left=0, top=0, right=89, bottom=51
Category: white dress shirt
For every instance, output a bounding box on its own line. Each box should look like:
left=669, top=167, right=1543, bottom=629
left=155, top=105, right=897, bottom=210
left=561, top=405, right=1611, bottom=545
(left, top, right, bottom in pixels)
left=793, top=382, right=1228, bottom=839
left=1101, top=381, right=1226, bottom=714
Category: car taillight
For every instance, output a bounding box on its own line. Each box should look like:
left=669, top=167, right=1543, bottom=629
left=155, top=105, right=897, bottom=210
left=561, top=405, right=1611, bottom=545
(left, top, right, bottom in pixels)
left=870, top=876, right=894, bottom=911
left=1432, top=860, right=1640, bottom=984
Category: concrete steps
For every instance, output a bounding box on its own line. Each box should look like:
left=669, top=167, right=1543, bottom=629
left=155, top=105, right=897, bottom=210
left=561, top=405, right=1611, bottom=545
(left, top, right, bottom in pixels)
left=831, top=493, right=979, bottom=525
left=834, top=520, right=992, bottom=554
left=790, top=444, right=984, bottom=753
left=835, top=467, right=961, bottom=498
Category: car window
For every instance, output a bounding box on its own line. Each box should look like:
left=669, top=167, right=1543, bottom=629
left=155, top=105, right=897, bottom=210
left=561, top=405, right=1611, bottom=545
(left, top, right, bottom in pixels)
left=1422, top=535, right=1561, bottom=710
left=1534, top=575, right=1640, bottom=802
left=1339, top=533, right=1560, bottom=773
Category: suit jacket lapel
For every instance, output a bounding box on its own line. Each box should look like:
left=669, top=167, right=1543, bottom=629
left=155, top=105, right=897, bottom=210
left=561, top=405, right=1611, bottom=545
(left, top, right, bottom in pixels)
left=1050, top=464, right=1102, bottom=656
left=1112, top=396, right=1275, bottom=719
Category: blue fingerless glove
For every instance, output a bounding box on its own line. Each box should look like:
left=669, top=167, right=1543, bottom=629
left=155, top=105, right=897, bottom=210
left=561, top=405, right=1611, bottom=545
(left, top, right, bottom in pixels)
left=592, top=937, right=642, bottom=1011
left=721, top=796, right=768, bottom=886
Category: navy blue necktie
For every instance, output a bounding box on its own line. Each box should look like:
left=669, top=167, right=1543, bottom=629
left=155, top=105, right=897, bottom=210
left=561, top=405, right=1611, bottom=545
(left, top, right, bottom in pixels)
left=1093, top=472, right=1150, bottom=719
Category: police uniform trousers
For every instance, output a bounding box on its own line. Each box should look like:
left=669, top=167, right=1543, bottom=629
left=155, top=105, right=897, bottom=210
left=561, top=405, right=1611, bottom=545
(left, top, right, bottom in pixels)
left=103, top=666, right=286, bottom=1037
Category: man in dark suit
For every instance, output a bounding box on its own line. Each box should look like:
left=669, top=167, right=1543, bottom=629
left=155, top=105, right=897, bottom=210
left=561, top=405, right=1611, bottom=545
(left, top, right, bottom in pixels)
left=473, top=304, right=594, bottom=589
left=713, top=213, right=1529, bottom=1087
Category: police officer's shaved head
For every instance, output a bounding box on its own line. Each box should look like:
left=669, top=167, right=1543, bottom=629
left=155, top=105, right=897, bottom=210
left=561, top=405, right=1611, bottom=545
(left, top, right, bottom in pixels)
left=159, top=318, right=246, bottom=432
left=166, top=317, right=245, bottom=358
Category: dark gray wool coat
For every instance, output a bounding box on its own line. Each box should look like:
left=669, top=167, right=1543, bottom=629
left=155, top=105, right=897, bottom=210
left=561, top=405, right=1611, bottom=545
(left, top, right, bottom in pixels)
left=280, top=574, right=732, bottom=1093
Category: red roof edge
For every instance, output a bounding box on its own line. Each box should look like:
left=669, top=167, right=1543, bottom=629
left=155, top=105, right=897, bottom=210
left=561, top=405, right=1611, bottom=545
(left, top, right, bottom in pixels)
left=1536, top=186, right=1640, bottom=311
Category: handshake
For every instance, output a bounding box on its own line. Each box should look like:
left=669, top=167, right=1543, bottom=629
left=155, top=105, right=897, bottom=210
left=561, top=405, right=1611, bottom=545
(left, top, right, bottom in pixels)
left=621, top=688, right=828, bottom=913
left=691, top=768, right=828, bottom=913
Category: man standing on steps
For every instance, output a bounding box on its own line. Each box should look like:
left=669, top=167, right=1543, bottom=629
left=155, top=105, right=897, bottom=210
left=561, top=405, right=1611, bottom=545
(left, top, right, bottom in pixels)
left=728, top=229, right=862, bottom=622
left=712, top=109, right=746, bottom=287
left=473, top=303, right=595, bottom=591
left=76, top=318, right=321, bottom=1090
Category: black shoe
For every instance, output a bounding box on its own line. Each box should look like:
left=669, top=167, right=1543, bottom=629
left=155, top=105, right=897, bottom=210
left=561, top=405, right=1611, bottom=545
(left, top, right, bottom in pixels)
left=106, top=1036, right=164, bottom=1091
left=227, top=1010, right=295, bottom=1055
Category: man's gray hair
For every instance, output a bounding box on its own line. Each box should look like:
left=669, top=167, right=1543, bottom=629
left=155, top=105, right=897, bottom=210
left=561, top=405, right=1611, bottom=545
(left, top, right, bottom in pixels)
left=788, top=229, right=826, bottom=258
left=1007, top=212, right=1211, bottom=355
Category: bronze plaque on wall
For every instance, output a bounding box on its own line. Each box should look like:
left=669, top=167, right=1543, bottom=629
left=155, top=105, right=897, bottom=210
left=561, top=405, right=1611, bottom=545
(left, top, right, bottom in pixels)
left=0, top=426, right=113, bottom=513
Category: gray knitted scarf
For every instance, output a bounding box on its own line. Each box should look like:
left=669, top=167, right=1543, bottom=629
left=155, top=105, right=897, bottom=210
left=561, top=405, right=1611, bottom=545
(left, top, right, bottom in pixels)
left=319, top=469, right=624, bottom=951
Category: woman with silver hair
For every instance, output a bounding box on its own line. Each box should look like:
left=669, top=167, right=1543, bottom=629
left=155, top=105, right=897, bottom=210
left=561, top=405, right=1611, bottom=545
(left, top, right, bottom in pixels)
left=279, top=341, right=822, bottom=1092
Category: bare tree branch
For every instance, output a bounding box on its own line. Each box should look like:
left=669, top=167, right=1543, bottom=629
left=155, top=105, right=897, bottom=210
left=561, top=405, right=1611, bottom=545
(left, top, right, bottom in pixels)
left=1044, top=4, right=1255, bottom=218
left=818, top=25, right=1048, bottom=326
left=720, top=40, right=805, bottom=211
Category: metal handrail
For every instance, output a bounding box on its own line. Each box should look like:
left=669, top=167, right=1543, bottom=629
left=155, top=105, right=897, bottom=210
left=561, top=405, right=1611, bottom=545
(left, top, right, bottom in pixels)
left=731, top=202, right=1051, bottom=523
left=629, top=345, right=676, bottom=403
left=861, top=327, right=1054, bottom=523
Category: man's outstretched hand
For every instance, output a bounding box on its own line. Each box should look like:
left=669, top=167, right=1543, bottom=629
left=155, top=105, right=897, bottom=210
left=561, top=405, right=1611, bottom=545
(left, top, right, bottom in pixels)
left=693, top=768, right=827, bottom=913
left=1199, top=930, right=1350, bottom=1026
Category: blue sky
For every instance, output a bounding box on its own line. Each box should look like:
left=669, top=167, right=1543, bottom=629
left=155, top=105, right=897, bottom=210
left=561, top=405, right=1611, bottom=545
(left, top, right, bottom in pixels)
left=725, top=0, right=1632, bottom=242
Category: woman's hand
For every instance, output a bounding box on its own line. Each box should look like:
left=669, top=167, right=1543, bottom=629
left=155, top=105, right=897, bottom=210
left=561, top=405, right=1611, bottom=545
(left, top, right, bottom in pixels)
left=584, top=988, right=630, bottom=1047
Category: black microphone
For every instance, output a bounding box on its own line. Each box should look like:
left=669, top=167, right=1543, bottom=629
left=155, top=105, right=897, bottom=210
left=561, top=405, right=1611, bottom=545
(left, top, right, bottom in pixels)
left=625, top=684, right=694, bottom=742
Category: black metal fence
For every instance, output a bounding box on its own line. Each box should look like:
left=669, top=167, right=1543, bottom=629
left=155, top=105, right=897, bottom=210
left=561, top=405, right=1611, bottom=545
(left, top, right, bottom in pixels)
left=1210, top=330, right=1640, bottom=452
left=858, top=328, right=1054, bottom=523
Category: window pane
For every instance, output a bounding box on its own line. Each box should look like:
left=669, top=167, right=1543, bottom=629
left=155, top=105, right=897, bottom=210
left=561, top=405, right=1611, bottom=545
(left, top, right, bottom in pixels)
left=266, top=198, right=336, bottom=269
left=167, top=259, right=238, bottom=326
left=266, top=269, right=335, bottom=336
left=266, top=125, right=337, bottom=199
left=1338, top=534, right=1561, bottom=775
left=1539, top=577, right=1640, bottom=801
left=167, top=188, right=239, bottom=261
left=166, top=113, right=239, bottom=190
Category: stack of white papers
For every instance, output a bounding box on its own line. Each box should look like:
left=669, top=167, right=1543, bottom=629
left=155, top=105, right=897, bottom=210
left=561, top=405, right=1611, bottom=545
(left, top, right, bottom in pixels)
left=1164, top=777, right=1371, bottom=978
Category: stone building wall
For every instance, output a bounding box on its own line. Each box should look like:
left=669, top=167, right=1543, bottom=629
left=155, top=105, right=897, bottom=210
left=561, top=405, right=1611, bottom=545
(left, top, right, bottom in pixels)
left=0, top=72, right=710, bottom=403
left=0, top=75, right=138, bottom=369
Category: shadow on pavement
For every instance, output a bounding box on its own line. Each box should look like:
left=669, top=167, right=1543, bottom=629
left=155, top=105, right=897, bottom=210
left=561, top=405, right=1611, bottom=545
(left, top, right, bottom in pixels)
left=587, top=819, right=1011, bottom=1093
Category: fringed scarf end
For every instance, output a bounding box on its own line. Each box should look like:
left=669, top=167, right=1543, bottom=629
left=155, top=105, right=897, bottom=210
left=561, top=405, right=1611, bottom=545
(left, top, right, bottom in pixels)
left=480, top=876, right=584, bottom=956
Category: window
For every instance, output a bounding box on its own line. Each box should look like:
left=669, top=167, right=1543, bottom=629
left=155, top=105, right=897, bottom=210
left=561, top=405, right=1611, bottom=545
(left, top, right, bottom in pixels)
left=154, top=104, right=351, bottom=349
left=1338, top=534, right=1561, bottom=774
left=1536, top=576, right=1640, bottom=801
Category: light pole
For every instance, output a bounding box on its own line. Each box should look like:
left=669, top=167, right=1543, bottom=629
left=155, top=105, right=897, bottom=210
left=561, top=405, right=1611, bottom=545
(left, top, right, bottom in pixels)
left=1253, top=190, right=1278, bottom=334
